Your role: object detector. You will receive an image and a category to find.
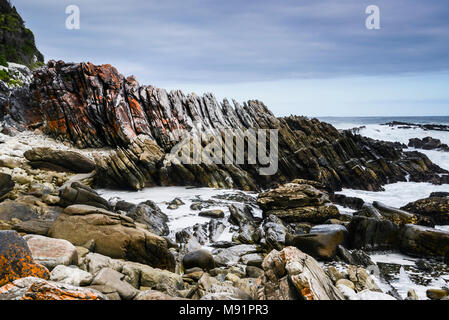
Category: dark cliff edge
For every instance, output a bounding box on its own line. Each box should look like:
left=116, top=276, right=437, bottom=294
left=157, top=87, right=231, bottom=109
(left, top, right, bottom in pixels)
left=1, top=59, right=447, bottom=192
left=0, top=0, right=44, bottom=68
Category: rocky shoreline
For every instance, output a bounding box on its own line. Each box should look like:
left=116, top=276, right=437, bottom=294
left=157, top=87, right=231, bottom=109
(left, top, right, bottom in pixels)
left=1, top=61, right=449, bottom=301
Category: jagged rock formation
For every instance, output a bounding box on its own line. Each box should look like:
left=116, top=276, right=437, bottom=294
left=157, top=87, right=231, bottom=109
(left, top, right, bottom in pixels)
left=1, top=60, right=447, bottom=191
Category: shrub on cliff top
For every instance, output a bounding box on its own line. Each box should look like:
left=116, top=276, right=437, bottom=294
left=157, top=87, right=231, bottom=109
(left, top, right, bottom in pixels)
left=0, top=55, right=7, bottom=67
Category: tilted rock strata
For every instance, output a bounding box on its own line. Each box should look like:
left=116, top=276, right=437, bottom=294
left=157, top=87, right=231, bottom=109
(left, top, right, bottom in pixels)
left=17, top=60, right=446, bottom=191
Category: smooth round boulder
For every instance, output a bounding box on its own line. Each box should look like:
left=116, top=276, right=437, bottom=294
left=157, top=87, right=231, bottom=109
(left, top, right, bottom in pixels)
left=182, top=250, right=215, bottom=271
left=23, top=234, right=79, bottom=269
left=286, top=224, right=348, bottom=260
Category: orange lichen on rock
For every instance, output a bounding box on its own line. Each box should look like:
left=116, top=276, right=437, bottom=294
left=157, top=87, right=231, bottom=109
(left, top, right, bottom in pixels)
left=0, top=231, right=50, bottom=287
left=300, top=287, right=314, bottom=301
left=21, top=282, right=101, bottom=300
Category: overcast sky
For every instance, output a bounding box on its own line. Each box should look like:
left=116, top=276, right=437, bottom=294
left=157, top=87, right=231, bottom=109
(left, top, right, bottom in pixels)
left=11, top=0, right=449, bottom=116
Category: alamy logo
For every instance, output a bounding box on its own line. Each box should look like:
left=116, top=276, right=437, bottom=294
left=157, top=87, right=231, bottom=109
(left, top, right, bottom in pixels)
left=66, top=5, right=80, bottom=30
left=168, top=129, right=279, bottom=176
left=365, top=5, right=380, bottom=30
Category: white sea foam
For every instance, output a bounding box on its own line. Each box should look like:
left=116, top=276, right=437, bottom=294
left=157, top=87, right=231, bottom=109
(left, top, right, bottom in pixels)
left=337, top=181, right=449, bottom=208
left=370, top=252, right=417, bottom=266
left=369, top=252, right=449, bottom=300
left=97, top=186, right=261, bottom=235
left=330, top=123, right=449, bottom=170
left=332, top=123, right=449, bottom=145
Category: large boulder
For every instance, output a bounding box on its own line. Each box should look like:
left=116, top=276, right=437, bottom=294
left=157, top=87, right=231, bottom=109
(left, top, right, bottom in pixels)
left=212, top=245, right=261, bottom=268
left=372, top=201, right=418, bottom=225
left=399, top=224, right=449, bottom=257
left=0, top=199, right=40, bottom=222
left=401, top=195, right=449, bottom=225
left=23, top=234, right=79, bottom=269
left=257, top=183, right=340, bottom=223
left=80, top=252, right=125, bottom=276
left=182, top=250, right=215, bottom=271
left=0, top=173, right=14, bottom=199
left=48, top=205, right=175, bottom=271
left=24, top=147, right=95, bottom=173
left=286, top=224, right=348, bottom=260
left=0, top=231, right=50, bottom=286
left=0, top=277, right=105, bottom=300
left=347, top=216, right=400, bottom=250
left=408, top=137, right=449, bottom=152
left=257, top=246, right=343, bottom=300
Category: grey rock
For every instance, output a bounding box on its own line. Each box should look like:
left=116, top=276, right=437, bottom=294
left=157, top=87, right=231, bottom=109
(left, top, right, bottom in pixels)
left=182, top=249, right=215, bottom=271
left=91, top=267, right=139, bottom=300
left=50, top=265, right=93, bottom=286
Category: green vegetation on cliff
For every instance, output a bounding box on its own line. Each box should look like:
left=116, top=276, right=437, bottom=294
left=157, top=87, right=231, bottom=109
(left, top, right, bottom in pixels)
left=0, top=0, right=44, bottom=68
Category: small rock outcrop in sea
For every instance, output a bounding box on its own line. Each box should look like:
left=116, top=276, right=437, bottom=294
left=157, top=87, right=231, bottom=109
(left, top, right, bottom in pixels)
left=409, top=137, right=449, bottom=152
left=0, top=60, right=442, bottom=191
left=401, top=193, right=449, bottom=225
left=385, top=121, right=449, bottom=133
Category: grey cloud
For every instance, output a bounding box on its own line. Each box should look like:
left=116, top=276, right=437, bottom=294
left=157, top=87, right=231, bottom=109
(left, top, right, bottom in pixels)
left=11, top=0, right=449, bottom=83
